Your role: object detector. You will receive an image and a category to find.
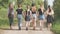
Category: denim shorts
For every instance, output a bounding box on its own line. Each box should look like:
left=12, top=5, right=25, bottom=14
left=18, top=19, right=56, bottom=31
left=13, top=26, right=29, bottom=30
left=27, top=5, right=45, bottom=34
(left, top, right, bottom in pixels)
left=25, top=16, right=30, bottom=21
left=39, top=14, right=45, bottom=20
left=32, top=14, right=36, bottom=20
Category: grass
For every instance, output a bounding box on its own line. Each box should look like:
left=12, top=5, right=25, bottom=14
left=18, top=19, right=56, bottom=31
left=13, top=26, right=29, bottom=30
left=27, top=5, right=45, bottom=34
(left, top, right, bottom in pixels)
left=0, top=8, right=18, bottom=28
left=0, top=8, right=8, bottom=27
left=52, top=20, right=60, bottom=34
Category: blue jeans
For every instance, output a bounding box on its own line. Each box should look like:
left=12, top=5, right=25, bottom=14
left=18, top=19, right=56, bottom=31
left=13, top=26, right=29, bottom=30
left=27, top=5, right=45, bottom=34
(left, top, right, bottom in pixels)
left=8, top=15, right=14, bottom=26
left=17, top=14, right=23, bottom=27
left=9, top=17, right=14, bottom=26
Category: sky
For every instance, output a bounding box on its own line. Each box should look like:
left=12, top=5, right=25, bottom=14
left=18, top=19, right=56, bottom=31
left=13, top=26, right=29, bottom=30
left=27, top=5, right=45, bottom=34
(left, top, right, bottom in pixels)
left=47, top=0, right=54, bottom=7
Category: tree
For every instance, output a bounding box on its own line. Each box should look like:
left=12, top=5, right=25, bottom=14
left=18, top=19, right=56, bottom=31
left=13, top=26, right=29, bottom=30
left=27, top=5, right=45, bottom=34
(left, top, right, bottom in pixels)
left=53, top=0, right=60, bottom=20
left=0, top=0, right=9, bottom=8
left=17, top=0, right=24, bottom=5
left=44, top=0, right=48, bottom=10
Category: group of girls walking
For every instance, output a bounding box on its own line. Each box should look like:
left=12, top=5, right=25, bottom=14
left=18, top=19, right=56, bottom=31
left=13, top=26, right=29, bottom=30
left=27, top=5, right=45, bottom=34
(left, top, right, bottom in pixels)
left=8, top=3, right=54, bottom=31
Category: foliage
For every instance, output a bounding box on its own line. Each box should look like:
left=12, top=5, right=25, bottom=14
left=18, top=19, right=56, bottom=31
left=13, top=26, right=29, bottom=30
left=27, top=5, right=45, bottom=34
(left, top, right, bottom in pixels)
left=0, top=0, right=9, bottom=8
left=52, top=0, right=60, bottom=34
left=53, top=0, right=60, bottom=20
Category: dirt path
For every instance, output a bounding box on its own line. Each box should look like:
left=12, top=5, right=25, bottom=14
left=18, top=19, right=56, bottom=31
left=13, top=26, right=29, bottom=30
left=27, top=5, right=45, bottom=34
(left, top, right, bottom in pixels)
left=0, top=21, right=54, bottom=34
left=0, top=26, right=53, bottom=34
left=1, top=30, right=53, bottom=34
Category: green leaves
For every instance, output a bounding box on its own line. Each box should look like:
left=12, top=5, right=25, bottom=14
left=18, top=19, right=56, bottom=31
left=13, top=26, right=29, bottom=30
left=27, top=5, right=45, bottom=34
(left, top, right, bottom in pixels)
left=17, top=0, right=24, bottom=4
left=0, top=0, right=9, bottom=8
left=53, top=0, right=60, bottom=19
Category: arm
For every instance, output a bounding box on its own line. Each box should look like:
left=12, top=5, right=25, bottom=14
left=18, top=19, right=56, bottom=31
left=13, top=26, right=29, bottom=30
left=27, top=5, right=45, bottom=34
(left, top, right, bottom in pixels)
left=14, top=9, right=17, bottom=18
left=22, top=10, right=26, bottom=18
left=45, top=10, right=48, bottom=18
left=36, top=11, right=39, bottom=17
left=30, top=8, right=32, bottom=19
left=52, top=10, right=54, bottom=18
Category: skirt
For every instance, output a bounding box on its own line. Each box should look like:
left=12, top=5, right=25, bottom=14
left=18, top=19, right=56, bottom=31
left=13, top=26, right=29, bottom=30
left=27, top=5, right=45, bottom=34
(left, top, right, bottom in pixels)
left=25, top=16, right=30, bottom=21
left=47, top=15, right=53, bottom=23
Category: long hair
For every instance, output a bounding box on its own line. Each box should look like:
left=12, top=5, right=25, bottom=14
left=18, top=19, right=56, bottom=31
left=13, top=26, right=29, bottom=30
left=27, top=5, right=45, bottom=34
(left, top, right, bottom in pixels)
left=9, top=3, right=13, bottom=10
left=9, top=3, right=14, bottom=13
left=48, top=5, right=51, bottom=12
left=27, top=5, right=30, bottom=9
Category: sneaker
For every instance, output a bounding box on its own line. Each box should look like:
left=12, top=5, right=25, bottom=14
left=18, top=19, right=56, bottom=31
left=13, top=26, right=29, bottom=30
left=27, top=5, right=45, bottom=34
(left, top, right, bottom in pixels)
left=33, top=27, right=35, bottom=30
left=19, top=27, right=21, bottom=30
left=10, top=26, right=12, bottom=30
left=26, top=27, right=28, bottom=30
left=40, top=28, right=42, bottom=31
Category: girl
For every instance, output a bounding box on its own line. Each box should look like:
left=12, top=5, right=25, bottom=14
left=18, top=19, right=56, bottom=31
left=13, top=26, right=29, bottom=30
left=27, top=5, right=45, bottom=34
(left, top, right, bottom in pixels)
left=16, top=4, right=23, bottom=30
left=25, top=5, right=32, bottom=30
left=38, top=4, right=45, bottom=30
left=46, top=5, right=54, bottom=30
left=31, top=4, right=37, bottom=30
left=8, top=3, right=14, bottom=29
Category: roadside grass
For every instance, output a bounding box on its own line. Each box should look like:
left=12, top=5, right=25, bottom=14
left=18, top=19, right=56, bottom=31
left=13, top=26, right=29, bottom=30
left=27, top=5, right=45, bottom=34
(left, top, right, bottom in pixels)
left=52, top=20, right=60, bottom=34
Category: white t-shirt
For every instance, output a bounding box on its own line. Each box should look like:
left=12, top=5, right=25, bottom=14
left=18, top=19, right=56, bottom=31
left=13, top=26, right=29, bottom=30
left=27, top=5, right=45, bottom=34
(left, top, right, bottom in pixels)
left=8, top=8, right=14, bottom=15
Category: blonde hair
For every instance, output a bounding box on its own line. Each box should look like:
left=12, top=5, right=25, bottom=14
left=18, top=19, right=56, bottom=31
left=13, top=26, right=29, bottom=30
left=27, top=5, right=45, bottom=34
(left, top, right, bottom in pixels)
left=9, top=3, right=14, bottom=8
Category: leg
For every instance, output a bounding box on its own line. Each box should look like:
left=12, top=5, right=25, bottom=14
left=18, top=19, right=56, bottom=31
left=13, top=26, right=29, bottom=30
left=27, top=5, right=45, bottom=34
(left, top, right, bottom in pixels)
left=43, top=18, right=47, bottom=28
left=42, top=20, right=45, bottom=28
left=33, top=19, right=36, bottom=30
left=18, top=18, right=21, bottom=30
left=18, top=15, right=22, bottom=30
left=26, top=21, right=29, bottom=30
left=47, top=23, right=52, bottom=31
left=9, top=17, right=13, bottom=29
left=40, top=20, right=42, bottom=30
left=9, top=18, right=12, bottom=29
